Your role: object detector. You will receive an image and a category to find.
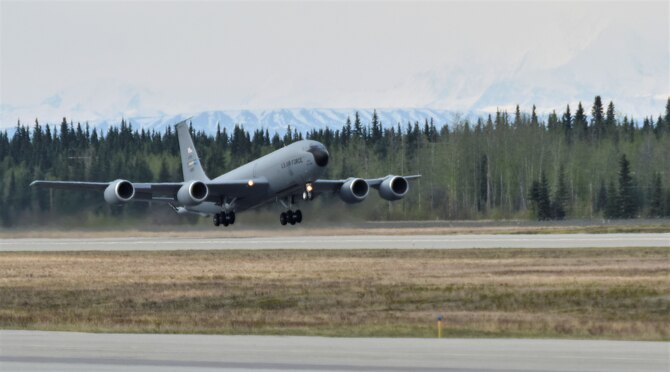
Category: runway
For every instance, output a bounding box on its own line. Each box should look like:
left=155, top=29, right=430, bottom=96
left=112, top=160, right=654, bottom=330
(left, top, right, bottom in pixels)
left=1, top=331, right=667, bottom=372
left=1, top=233, right=668, bottom=251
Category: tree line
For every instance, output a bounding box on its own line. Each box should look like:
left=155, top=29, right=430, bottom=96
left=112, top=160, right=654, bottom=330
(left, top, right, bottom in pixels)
left=0, top=96, right=669, bottom=226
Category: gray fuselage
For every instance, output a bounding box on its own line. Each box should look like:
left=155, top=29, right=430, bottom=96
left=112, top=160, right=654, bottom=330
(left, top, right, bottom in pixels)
left=188, top=139, right=328, bottom=214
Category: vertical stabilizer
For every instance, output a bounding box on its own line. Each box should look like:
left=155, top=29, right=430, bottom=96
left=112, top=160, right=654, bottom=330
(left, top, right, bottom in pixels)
left=175, top=119, right=210, bottom=182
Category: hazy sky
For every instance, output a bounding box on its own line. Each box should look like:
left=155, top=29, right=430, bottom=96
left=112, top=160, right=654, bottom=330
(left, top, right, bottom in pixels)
left=1, top=0, right=668, bottom=124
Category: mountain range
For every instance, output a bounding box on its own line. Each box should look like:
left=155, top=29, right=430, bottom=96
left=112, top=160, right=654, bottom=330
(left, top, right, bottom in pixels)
left=94, top=108, right=457, bottom=135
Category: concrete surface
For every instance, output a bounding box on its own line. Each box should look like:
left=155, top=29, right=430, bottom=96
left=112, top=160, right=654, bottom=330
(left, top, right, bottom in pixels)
left=0, top=233, right=668, bottom=251
left=1, top=331, right=667, bottom=372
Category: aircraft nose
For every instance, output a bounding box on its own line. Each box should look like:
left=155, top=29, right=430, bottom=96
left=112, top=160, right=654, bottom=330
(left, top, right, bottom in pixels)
left=308, top=145, right=329, bottom=167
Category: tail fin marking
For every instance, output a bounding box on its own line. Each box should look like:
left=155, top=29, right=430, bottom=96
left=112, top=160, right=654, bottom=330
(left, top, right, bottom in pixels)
left=175, top=119, right=210, bottom=182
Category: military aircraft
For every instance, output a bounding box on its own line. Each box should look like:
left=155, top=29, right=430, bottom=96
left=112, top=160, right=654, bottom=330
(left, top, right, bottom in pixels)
left=31, top=119, right=421, bottom=226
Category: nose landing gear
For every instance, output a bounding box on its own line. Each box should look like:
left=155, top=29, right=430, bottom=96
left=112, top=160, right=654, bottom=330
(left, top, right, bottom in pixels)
left=302, top=183, right=314, bottom=200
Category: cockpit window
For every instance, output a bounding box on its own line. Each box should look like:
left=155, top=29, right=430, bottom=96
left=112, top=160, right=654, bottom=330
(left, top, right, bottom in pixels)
left=307, top=145, right=329, bottom=167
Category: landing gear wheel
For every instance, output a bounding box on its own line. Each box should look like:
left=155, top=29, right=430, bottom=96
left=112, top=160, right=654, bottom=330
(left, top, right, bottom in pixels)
left=213, top=214, right=220, bottom=226
left=287, top=209, right=296, bottom=225
left=228, top=211, right=236, bottom=225
left=294, top=210, right=302, bottom=224
left=280, top=212, right=288, bottom=225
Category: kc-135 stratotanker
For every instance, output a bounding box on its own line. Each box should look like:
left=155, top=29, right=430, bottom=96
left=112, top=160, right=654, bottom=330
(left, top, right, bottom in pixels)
left=31, top=119, right=420, bottom=226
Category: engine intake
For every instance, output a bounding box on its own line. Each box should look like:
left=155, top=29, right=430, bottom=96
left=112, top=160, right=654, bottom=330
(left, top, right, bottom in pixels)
left=104, top=179, right=135, bottom=205
left=379, top=176, right=409, bottom=201
left=177, top=180, right=209, bottom=206
left=339, top=178, right=369, bottom=203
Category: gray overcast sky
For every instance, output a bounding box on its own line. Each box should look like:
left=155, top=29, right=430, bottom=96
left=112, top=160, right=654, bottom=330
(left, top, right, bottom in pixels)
left=1, top=1, right=668, bottom=124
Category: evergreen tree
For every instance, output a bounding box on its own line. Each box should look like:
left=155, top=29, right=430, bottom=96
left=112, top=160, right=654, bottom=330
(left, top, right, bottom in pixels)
left=0, top=172, right=8, bottom=226
left=342, top=116, right=352, bottom=145
left=478, top=154, right=488, bottom=211
left=6, top=171, right=17, bottom=225
left=59, top=117, right=70, bottom=150
left=617, top=154, right=637, bottom=218
left=574, top=102, right=588, bottom=139
left=547, top=110, right=559, bottom=132
left=561, top=104, right=572, bottom=140
left=0, top=172, right=4, bottom=215
left=642, top=117, right=652, bottom=133
left=538, top=172, right=552, bottom=220
left=271, top=132, right=282, bottom=149
left=90, top=128, right=99, bottom=148
left=531, top=105, right=539, bottom=127
left=648, top=173, right=663, bottom=217
left=605, top=180, right=619, bottom=219
left=353, top=111, right=363, bottom=139
left=428, top=117, right=438, bottom=142
left=514, top=104, right=522, bottom=126
left=605, top=101, right=616, bottom=133
left=552, top=165, right=569, bottom=219
left=530, top=172, right=552, bottom=220
left=654, top=115, right=665, bottom=138
left=370, top=110, right=382, bottom=143
left=591, top=96, right=605, bottom=139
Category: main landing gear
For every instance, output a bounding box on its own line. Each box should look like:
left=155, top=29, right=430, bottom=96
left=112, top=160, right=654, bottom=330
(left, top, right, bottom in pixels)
left=213, top=211, right=236, bottom=227
left=280, top=209, right=302, bottom=226
left=279, top=186, right=311, bottom=226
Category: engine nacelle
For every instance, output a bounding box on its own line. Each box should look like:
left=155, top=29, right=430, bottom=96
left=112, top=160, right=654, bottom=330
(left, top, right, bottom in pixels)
left=177, top=180, right=209, bottom=206
left=339, top=178, right=369, bottom=203
left=104, top=179, right=135, bottom=205
left=378, top=176, right=409, bottom=201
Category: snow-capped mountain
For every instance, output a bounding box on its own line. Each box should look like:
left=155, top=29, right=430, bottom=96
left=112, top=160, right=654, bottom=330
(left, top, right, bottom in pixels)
left=93, top=108, right=457, bottom=136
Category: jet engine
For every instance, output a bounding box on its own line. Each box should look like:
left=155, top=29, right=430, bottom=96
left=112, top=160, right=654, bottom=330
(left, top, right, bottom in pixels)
left=104, top=179, right=135, bottom=205
left=177, top=180, right=209, bottom=206
left=339, top=178, right=369, bottom=203
left=378, top=176, right=409, bottom=201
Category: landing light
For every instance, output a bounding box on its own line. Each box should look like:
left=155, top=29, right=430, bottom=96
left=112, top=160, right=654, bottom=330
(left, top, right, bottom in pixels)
left=306, top=183, right=313, bottom=192
left=247, top=180, right=254, bottom=187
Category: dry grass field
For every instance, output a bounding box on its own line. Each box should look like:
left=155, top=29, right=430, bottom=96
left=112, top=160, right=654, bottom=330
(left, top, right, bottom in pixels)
left=0, top=248, right=668, bottom=340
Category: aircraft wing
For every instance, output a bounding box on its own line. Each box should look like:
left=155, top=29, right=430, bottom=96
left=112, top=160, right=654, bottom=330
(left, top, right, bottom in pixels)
left=204, top=178, right=270, bottom=201
left=29, top=181, right=110, bottom=191
left=31, top=178, right=270, bottom=203
left=312, top=175, right=421, bottom=193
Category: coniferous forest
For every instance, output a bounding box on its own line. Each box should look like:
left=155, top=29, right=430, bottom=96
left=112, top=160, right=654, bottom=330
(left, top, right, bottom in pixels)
left=1, top=96, right=669, bottom=227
